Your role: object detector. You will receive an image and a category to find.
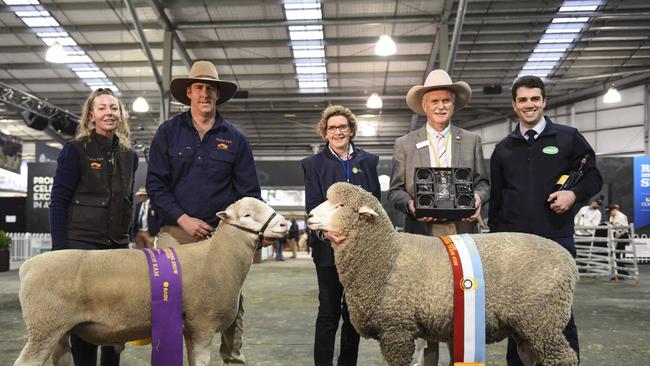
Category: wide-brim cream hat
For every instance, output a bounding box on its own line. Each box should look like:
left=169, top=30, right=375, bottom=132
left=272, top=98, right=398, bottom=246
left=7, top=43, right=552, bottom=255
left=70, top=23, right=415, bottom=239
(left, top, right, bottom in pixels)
left=135, top=186, right=148, bottom=196
left=406, top=69, right=472, bottom=115
left=170, top=60, right=238, bottom=106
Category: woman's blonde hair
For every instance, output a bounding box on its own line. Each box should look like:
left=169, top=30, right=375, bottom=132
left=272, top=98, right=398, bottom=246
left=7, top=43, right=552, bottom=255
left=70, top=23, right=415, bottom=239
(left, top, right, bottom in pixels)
left=317, top=105, right=357, bottom=141
left=76, top=88, right=131, bottom=149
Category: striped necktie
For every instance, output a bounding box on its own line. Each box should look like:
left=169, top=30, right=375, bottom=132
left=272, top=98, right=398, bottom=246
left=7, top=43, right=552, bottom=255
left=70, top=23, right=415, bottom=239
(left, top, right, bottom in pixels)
left=436, top=133, right=448, bottom=167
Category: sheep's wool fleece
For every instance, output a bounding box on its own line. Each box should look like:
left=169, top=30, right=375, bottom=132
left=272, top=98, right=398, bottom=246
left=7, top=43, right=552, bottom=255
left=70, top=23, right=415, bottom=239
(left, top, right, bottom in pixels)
left=323, top=182, right=578, bottom=365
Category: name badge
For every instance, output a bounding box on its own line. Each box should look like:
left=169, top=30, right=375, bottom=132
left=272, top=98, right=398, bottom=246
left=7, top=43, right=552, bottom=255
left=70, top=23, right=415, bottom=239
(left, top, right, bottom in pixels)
left=416, top=140, right=429, bottom=149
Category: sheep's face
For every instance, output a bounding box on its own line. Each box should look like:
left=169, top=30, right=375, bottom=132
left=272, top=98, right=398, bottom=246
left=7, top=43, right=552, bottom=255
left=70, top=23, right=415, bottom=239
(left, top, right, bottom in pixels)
left=217, top=197, right=287, bottom=239
left=308, top=183, right=380, bottom=249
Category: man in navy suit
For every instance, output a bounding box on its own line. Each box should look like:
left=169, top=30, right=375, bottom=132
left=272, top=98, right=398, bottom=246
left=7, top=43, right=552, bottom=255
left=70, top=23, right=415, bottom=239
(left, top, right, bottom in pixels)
left=131, top=186, right=160, bottom=249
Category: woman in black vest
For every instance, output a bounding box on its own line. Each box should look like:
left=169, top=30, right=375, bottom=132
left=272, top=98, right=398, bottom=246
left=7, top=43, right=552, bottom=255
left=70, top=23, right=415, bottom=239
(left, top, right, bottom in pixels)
left=302, top=105, right=381, bottom=366
left=49, top=88, right=138, bottom=366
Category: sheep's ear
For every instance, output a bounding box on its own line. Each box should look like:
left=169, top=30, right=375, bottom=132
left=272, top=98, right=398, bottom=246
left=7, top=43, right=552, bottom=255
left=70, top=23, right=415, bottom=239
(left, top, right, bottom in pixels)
left=216, top=209, right=232, bottom=223
left=358, top=206, right=378, bottom=221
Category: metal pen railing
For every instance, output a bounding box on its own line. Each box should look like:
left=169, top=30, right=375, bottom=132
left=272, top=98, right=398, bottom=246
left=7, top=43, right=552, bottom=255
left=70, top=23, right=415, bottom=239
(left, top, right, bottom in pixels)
left=574, top=223, right=640, bottom=284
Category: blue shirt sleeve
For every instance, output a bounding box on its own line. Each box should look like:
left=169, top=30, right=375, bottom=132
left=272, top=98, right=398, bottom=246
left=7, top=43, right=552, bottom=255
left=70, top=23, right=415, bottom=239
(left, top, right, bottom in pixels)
left=232, top=134, right=262, bottom=201
left=49, top=143, right=80, bottom=249
left=146, top=124, right=186, bottom=223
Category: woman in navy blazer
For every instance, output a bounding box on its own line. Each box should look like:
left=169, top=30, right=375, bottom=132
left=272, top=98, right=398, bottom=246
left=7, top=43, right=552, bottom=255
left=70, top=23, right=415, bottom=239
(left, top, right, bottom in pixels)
left=302, top=105, right=380, bottom=366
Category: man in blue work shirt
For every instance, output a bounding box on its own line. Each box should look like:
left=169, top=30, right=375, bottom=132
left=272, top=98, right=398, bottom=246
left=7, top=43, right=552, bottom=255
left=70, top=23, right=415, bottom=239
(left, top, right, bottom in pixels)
left=146, top=60, right=262, bottom=365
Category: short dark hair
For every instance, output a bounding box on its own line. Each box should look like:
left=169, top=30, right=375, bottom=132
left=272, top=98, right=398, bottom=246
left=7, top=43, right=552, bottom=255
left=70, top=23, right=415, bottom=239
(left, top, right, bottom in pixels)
left=511, top=75, right=546, bottom=101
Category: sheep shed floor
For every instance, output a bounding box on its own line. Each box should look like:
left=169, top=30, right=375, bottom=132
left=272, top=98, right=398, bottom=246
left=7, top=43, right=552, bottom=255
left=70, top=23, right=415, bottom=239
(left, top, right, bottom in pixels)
left=1, top=254, right=649, bottom=365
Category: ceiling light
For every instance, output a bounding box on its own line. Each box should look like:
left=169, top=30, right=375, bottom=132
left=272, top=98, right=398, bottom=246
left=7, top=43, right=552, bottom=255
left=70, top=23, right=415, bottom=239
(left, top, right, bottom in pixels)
left=603, top=87, right=621, bottom=104
left=552, top=17, right=590, bottom=23
left=359, top=123, right=377, bottom=137
left=45, top=42, right=67, bottom=63
left=366, top=93, right=383, bottom=109
left=132, top=96, right=150, bottom=113
left=375, top=35, right=396, bottom=56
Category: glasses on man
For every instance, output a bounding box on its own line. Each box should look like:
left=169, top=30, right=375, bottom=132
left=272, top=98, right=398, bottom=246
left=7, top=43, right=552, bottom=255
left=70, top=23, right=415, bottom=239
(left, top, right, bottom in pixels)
left=326, top=124, right=350, bottom=134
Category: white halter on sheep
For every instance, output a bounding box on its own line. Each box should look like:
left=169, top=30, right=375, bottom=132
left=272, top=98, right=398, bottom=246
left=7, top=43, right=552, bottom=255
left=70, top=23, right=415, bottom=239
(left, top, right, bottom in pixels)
left=308, top=182, right=578, bottom=366
left=13, top=197, right=286, bottom=366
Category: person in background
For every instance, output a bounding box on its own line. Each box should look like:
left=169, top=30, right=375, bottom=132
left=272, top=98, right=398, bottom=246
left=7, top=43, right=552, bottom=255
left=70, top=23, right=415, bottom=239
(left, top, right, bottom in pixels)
left=574, top=199, right=603, bottom=237
left=288, top=218, right=300, bottom=258
left=131, top=186, right=160, bottom=249
left=49, top=88, right=138, bottom=366
left=302, top=105, right=380, bottom=366
left=607, top=204, right=630, bottom=276
left=147, top=60, right=271, bottom=365
left=275, top=236, right=286, bottom=261
left=489, top=75, right=603, bottom=365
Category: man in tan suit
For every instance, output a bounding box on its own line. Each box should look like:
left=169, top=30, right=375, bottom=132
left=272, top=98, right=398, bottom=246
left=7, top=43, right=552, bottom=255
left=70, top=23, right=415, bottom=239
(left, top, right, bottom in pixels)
left=388, top=69, right=490, bottom=365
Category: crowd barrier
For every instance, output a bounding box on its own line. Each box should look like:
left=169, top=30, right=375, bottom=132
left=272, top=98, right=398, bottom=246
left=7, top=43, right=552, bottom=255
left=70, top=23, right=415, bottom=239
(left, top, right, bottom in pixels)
left=6, top=232, right=274, bottom=270
left=574, top=223, right=640, bottom=284
left=7, top=232, right=52, bottom=270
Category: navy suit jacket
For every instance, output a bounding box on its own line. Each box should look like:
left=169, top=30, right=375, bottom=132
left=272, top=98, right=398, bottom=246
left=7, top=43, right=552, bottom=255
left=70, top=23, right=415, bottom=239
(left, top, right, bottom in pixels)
left=302, top=143, right=381, bottom=267
left=132, top=200, right=161, bottom=238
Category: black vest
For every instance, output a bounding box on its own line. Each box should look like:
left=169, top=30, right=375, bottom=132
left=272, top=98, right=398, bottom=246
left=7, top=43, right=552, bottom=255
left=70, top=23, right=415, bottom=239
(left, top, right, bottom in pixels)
left=66, top=132, right=136, bottom=246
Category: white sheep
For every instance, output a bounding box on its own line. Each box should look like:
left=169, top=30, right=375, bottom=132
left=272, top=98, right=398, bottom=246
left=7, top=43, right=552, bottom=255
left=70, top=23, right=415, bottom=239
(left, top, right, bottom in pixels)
left=13, top=197, right=286, bottom=366
left=308, top=182, right=578, bottom=366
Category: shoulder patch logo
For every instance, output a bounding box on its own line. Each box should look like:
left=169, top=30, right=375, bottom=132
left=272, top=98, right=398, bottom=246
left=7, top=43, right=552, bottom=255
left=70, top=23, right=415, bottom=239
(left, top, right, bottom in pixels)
left=542, top=146, right=559, bottom=155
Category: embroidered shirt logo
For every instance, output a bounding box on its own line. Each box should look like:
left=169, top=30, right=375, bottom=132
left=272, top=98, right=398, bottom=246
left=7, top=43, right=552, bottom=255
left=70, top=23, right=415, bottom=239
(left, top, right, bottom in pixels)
left=217, top=143, right=229, bottom=150
left=352, top=167, right=361, bottom=174
left=543, top=146, right=559, bottom=155
left=89, top=161, right=103, bottom=169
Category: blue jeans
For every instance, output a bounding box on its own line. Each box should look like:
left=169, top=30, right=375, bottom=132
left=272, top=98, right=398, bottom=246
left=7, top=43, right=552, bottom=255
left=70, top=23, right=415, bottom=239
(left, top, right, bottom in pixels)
left=506, top=236, right=579, bottom=365
left=275, top=241, right=285, bottom=260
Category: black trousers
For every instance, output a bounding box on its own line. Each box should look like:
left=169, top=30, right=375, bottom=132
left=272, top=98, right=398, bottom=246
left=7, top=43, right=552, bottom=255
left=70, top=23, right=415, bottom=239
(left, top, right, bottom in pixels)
left=506, top=236, right=579, bottom=365
left=70, top=335, right=119, bottom=366
left=314, top=265, right=360, bottom=366
left=57, top=240, right=126, bottom=366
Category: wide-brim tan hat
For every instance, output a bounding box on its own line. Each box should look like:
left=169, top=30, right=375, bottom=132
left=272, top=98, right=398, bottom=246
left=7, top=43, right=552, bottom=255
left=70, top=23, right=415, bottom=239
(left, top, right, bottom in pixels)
left=135, top=186, right=148, bottom=196
left=406, top=69, right=472, bottom=115
left=170, top=60, right=238, bottom=106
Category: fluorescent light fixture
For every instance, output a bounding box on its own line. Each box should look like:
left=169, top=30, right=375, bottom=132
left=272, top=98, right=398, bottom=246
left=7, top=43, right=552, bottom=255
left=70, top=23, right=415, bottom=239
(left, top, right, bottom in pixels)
left=552, top=17, right=589, bottom=23
left=288, top=25, right=323, bottom=41
left=15, top=10, right=49, bottom=16
left=3, top=0, right=39, bottom=4
left=45, top=41, right=67, bottom=63
left=545, top=27, right=582, bottom=34
left=284, top=2, right=322, bottom=20
left=603, top=87, right=621, bottom=104
left=292, top=46, right=325, bottom=59
left=75, top=71, right=107, bottom=79
left=37, top=31, right=68, bottom=38
left=40, top=36, right=77, bottom=46
left=559, top=5, right=598, bottom=11
left=375, top=35, right=396, bottom=56
left=523, top=65, right=555, bottom=70
left=359, top=122, right=377, bottom=137
left=132, top=96, right=150, bottom=113
left=539, top=33, right=577, bottom=44
left=366, top=93, right=383, bottom=109
left=298, top=80, right=328, bottom=89
left=22, top=16, right=59, bottom=27
left=296, top=65, right=327, bottom=74
left=529, top=52, right=564, bottom=61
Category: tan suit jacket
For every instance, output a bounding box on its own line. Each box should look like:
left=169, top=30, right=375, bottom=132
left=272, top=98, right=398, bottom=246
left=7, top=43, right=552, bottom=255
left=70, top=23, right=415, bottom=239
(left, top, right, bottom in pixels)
left=388, top=124, right=489, bottom=235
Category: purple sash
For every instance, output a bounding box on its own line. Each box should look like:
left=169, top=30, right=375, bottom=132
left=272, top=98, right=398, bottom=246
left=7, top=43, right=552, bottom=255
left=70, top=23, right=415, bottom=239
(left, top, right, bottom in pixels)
left=143, top=248, right=184, bottom=366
